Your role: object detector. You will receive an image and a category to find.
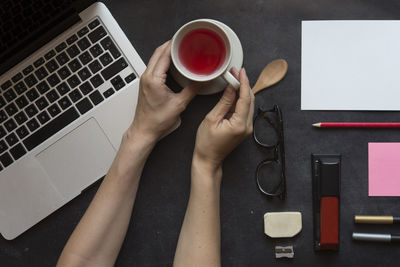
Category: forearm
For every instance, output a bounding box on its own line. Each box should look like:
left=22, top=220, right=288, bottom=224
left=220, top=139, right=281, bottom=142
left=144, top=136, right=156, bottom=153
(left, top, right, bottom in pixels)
left=173, top=157, right=222, bottom=267
left=57, top=130, right=156, bottom=267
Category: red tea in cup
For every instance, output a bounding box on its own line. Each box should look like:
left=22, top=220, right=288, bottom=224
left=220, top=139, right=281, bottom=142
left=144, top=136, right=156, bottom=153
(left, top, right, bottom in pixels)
left=178, top=28, right=226, bottom=75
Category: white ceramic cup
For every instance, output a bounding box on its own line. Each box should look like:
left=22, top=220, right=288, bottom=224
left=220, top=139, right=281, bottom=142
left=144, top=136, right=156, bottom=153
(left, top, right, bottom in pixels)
left=171, top=19, right=240, bottom=90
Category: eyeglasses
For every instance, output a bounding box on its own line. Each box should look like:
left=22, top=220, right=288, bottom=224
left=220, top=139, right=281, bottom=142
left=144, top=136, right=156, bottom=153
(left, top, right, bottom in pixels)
left=253, top=105, right=286, bottom=200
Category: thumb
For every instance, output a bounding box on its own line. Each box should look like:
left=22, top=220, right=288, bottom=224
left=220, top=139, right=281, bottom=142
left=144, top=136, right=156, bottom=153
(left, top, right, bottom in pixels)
left=176, top=82, right=200, bottom=107
left=208, top=86, right=236, bottom=120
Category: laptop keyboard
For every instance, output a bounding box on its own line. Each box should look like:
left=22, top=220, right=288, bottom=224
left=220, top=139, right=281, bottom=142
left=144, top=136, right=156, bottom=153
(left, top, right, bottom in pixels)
left=0, top=18, right=137, bottom=171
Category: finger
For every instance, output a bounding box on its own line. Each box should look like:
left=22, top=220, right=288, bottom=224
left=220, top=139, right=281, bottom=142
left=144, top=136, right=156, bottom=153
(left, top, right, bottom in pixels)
left=146, top=41, right=170, bottom=72
left=208, top=86, right=237, bottom=121
left=230, top=67, right=239, bottom=79
left=153, top=41, right=173, bottom=75
left=175, top=82, right=201, bottom=108
left=234, top=68, right=252, bottom=122
left=247, top=90, right=255, bottom=129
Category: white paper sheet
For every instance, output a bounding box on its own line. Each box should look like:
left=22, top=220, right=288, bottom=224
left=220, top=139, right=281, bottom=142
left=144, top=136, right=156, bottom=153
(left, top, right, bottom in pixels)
left=301, top=20, right=400, bottom=110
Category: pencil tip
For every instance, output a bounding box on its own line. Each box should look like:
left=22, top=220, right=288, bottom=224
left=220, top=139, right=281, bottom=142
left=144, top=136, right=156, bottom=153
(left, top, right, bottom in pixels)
left=312, top=123, right=321, bottom=127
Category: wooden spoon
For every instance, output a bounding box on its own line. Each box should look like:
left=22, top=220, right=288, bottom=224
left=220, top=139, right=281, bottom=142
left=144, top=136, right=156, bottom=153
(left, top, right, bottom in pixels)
left=252, top=59, right=288, bottom=94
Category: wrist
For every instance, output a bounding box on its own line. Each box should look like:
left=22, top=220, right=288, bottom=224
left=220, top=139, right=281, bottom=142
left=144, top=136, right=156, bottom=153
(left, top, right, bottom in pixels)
left=192, top=150, right=222, bottom=173
left=191, top=153, right=223, bottom=186
left=124, top=125, right=158, bottom=149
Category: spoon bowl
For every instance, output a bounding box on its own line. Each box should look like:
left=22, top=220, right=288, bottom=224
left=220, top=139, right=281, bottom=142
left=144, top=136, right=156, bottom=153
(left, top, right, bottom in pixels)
left=252, top=59, right=288, bottom=94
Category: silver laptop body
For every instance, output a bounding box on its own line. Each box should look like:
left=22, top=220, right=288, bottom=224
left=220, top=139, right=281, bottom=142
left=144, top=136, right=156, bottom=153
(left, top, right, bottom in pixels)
left=0, top=1, right=146, bottom=239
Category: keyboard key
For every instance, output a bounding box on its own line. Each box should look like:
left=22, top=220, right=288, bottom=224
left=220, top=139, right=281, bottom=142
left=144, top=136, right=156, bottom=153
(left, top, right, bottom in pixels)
left=78, top=67, right=91, bottom=81
left=27, top=118, right=40, bottom=132
left=23, top=107, right=79, bottom=151
left=26, top=88, right=39, bottom=101
left=47, top=73, right=61, bottom=87
left=55, top=42, right=67, bottom=52
left=0, top=126, right=5, bottom=139
left=24, top=74, right=38, bottom=87
left=88, top=60, right=102, bottom=74
left=67, top=75, right=81, bottom=88
left=89, top=44, right=103, bottom=58
left=100, top=37, right=121, bottom=59
left=10, top=143, right=26, bottom=160
left=37, top=110, right=50, bottom=124
left=69, top=89, right=83, bottom=102
left=103, top=88, right=114, bottom=98
left=1, top=80, right=12, bottom=91
left=37, top=80, right=50, bottom=94
left=101, top=58, right=128, bottom=81
left=44, top=50, right=56, bottom=60
left=77, top=37, right=91, bottom=51
left=0, top=140, right=8, bottom=154
left=66, top=44, right=80, bottom=58
left=6, top=132, right=18, bottom=147
left=0, top=152, right=13, bottom=167
left=79, top=51, right=92, bottom=65
left=100, top=37, right=113, bottom=50
left=110, top=75, right=125, bottom=91
left=5, top=103, right=17, bottom=116
left=89, top=90, right=104, bottom=105
left=125, top=73, right=136, bottom=83
left=11, top=73, right=23, bottom=83
left=15, top=95, right=28, bottom=109
left=76, top=97, right=93, bottom=114
left=45, top=59, right=59, bottom=72
left=25, top=104, right=38, bottom=117
left=0, top=96, right=5, bottom=108
left=56, top=52, right=69, bottom=66
left=4, top=118, right=17, bottom=132
left=78, top=26, right=89, bottom=37
left=34, top=67, right=48, bottom=80
left=99, top=52, right=113, bottom=66
left=33, top=57, right=45, bottom=68
left=46, top=89, right=59, bottom=103
left=56, top=82, right=70, bottom=96
left=23, top=65, right=34, bottom=75
left=58, top=96, right=72, bottom=110
left=0, top=125, right=5, bottom=138
left=79, top=81, right=93, bottom=95
left=0, top=110, right=8, bottom=123
left=88, top=19, right=100, bottom=29
left=57, top=66, right=71, bottom=80
left=68, top=58, right=82, bottom=72
left=14, top=81, right=27, bottom=94
left=16, top=125, right=29, bottom=139
left=15, top=111, right=28, bottom=125
left=88, top=26, right=106, bottom=44
left=90, top=74, right=104, bottom=88
left=66, top=34, right=78, bottom=45
left=48, top=104, right=61, bottom=117
left=35, top=96, right=49, bottom=110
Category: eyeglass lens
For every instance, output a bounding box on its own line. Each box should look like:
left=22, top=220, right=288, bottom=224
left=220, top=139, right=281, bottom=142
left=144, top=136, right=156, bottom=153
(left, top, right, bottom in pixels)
left=254, top=111, right=280, bottom=147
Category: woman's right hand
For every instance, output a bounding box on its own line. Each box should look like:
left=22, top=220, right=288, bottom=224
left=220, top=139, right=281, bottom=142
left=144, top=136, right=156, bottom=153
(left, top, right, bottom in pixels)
left=193, top=68, right=255, bottom=173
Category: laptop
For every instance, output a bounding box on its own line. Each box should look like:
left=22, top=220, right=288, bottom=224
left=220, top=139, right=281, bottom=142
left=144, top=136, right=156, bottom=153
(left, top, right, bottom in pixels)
left=0, top=0, right=146, bottom=240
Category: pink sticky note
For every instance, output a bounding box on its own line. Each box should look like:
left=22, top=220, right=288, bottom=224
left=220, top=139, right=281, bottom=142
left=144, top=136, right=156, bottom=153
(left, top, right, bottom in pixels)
left=369, top=143, right=400, bottom=196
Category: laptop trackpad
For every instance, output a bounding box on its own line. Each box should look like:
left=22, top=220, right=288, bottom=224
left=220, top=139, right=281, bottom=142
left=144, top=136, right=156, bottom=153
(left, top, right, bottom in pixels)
left=36, top=118, right=116, bottom=199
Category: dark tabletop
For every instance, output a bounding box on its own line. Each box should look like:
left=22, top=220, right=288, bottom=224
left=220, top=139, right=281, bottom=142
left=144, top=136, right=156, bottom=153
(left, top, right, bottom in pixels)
left=2, top=0, right=400, bottom=266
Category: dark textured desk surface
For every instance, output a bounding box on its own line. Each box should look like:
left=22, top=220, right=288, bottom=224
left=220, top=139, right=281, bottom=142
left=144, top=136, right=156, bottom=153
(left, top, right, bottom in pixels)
left=2, top=0, right=400, bottom=266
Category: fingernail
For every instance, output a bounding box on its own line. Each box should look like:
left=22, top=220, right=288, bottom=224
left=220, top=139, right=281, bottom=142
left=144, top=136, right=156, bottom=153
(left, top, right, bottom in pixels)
left=242, top=68, right=246, bottom=75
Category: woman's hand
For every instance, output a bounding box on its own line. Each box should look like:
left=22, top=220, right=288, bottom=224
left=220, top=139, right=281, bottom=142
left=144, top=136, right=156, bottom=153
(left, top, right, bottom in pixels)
left=193, top=68, right=255, bottom=172
left=128, top=41, right=198, bottom=143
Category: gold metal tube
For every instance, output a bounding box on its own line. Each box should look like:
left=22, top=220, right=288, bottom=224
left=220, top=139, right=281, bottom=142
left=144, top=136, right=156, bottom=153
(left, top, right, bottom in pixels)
left=354, top=215, right=393, bottom=224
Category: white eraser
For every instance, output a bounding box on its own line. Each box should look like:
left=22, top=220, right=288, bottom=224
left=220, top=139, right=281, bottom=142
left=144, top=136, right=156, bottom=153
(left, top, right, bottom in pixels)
left=264, top=212, right=302, bottom=238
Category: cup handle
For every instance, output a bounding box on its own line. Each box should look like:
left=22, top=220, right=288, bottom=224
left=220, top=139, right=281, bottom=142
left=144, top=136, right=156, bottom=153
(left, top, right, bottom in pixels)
left=222, top=70, right=240, bottom=90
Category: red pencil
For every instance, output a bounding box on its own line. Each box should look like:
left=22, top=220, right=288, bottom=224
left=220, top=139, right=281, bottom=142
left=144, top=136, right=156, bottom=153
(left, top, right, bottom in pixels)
left=313, top=122, right=400, bottom=128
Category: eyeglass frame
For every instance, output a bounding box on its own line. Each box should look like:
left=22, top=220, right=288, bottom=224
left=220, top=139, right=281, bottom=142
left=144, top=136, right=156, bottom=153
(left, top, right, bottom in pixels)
left=253, top=104, right=286, bottom=200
